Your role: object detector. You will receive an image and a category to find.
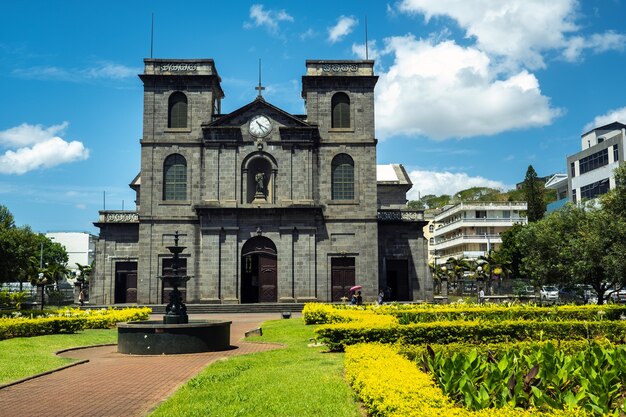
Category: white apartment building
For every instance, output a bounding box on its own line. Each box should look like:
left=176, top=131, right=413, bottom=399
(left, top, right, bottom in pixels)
left=567, top=122, right=625, bottom=204
left=45, top=232, right=97, bottom=275
left=430, top=202, right=527, bottom=261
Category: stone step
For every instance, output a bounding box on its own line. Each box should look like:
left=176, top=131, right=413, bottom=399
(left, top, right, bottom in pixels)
left=86, top=303, right=306, bottom=315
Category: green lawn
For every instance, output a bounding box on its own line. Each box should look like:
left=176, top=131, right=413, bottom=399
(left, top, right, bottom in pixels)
left=0, top=329, right=117, bottom=384
left=150, top=319, right=362, bottom=417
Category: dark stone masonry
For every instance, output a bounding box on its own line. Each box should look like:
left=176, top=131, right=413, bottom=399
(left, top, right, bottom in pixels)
left=91, top=58, right=432, bottom=305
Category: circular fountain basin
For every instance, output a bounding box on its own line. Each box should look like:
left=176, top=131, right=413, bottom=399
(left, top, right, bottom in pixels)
left=117, top=320, right=232, bottom=355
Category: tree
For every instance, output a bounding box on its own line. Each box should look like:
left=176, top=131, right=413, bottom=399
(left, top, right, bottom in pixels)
left=452, top=187, right=503, bottom=203
left=496, top=223, right=526, bottom=279
left=407, top=200, right=425, bottom=210
left=0, top=205, right=68, bottom=284
left=420, top=194, right=451, bottom=209
left=522, top=165, right=546, bottom=222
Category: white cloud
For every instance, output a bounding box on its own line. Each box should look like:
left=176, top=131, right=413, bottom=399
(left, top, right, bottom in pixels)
left=0, top=122, right=89, bottom=175
left=12, top=62, right=140, bottom=82
left=375, top=35, right=561, bottom=139
left=406, top=169, right=511, bottom=200
left=397, top=0, right=625, bottom=69
left=583, top=106, right=626, bottom=133
left=83, top=63, right=139, bottom=79
left=352, top=40, right=381, bottom=61
left=328, top=16, right=358, bottom=44
left=245, top=4, right=293, bottom=34
left=563, top=31, right=626, bottom=62
left=299, top=28, right=316, bottom=40
left=0, top=122, right=68, bottom=147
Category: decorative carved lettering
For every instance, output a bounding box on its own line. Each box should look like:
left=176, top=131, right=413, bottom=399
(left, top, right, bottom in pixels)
left=321, top=64, right=358, bottom=73
left=158, top=63, right=198, bottom=72
left=377, top=210, right=422, bottom=222
left=105, top=212, right=139, bottom=223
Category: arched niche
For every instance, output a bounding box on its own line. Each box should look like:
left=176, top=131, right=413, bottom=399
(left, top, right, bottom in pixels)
left=241, top=152, right=278, bottom=204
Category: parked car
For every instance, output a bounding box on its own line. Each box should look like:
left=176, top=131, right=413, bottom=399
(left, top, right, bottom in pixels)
left=540, top=286, right=559, bottom=303
left=610, top=288, right=626, bottom=303
left=559, top=285, right=594, bottom=304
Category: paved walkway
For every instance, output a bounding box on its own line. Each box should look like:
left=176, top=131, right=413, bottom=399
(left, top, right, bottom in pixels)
left=0, top=313, right=291, bottom=417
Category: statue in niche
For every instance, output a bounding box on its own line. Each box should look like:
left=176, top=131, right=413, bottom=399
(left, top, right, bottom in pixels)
left=255, top=172, right=266, bottom=198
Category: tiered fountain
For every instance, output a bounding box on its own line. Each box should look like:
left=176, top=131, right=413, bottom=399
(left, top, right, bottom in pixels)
left=117, top=232, right=232, bottom=355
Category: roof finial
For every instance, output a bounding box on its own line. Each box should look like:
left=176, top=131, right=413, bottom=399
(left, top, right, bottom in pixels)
left=255, top=58, right=265, bottom=100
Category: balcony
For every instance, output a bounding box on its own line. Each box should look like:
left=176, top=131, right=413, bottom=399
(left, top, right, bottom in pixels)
left=377, top=209, right=424, bottom=222
left=432, top=234, right=502, bottom=251
left=96, top=211, right=139, bottom=223
left=434, top=217, right=527, bottom=235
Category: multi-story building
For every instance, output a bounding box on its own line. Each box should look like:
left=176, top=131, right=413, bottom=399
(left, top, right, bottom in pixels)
left=430, top=202, right=527, bottom=262
left=45, top=232, right=96, bottom=274
left=568, top=122, right=625, bottom=204
left=545, top=173, right=568, bottom=213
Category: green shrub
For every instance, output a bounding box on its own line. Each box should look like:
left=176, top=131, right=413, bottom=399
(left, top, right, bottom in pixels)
left=423, top=341, right=626, bottom=414
left=0, top=307, right=151, bottom=339
left=0, top=316, right=87, bottom=339
left=317, top=319, right=626, bottom=351
left=345, top=343, right=586, bottom=417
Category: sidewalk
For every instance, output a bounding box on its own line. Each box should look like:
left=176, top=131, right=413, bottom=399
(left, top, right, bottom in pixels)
left=0, top=313, right=289, bottom=417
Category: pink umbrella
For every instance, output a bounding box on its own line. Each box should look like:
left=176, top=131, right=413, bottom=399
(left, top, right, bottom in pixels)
left=350, top=285, right=363, bottom=292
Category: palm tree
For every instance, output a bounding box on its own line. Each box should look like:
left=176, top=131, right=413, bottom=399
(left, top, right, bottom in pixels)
left=45, top=262, right=70, bottom=290
left=444, top=257, right=473, bottom=295
left=75, top=262, right=93, bottom=288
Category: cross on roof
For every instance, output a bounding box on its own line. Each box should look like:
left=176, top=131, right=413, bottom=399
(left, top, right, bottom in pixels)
left=256, top=59, right=265, bottom=100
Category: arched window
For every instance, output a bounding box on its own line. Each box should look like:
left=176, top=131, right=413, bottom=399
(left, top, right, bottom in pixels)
left=331, top=92, right=350, bottom=128
left=163, top=154, right=187, bottom=200
left=168, top=92, right=188, bottom=128
left=331, top=153, right=354, bottom=200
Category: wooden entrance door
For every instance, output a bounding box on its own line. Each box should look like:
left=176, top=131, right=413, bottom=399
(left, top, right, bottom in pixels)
left=331, top=257, right=355, bottom=301
left=241, top=236, right=278, bottom=303
left=386, top=259, right=410, bottom=301
left=258, top=254, right=277, bottom=302
left=114, top=262, right=137, bottom=304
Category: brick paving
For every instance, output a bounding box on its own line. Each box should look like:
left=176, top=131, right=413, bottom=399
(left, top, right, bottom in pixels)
left=0, top=313, right=291, bottom=417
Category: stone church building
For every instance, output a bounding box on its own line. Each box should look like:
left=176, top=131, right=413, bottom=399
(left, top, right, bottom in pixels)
left=91, top=58, right=431, bottom=305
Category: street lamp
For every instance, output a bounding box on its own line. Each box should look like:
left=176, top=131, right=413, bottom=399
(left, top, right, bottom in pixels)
left=37, top=272, right=47, bottom=311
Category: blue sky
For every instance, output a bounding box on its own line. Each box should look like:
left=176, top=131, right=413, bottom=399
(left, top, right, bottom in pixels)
left=1, top=0, right=625, bottom=234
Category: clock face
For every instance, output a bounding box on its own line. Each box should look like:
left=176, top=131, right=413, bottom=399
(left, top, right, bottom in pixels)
left=249, top=115, right=272, bottom=137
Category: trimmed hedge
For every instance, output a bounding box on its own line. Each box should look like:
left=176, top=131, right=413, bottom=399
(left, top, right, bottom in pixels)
left=387, top=304, right=626, bottom=324
left=345, top=343, right=587, bottom=417
left=0, top=307, right=151, bottom=340
left=317, top=319, right=626, bottom=351
left=398, top=338, right=614, bottom=362
left=0, top=316, right=87, bottom=339
left=303, top=302, right=626, bottom=324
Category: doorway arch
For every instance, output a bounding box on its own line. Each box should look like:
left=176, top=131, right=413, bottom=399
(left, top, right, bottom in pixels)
left=241, top=236, right=277, bottom=303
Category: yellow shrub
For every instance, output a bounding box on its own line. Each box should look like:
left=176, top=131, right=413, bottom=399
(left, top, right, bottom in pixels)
left=345, top=343, right=589, bottom=417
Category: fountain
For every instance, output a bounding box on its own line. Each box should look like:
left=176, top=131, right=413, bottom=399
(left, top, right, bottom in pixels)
left=117, top=231, right=232, bottom=354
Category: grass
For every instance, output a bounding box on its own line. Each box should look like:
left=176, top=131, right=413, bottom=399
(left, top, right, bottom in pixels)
left=150, top=319, right=362, bottom=417
left=0, top=329, right=117, bottom=384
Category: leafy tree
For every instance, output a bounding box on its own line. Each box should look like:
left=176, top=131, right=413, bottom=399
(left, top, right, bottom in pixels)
left=0, top=205, right=15, bottom=230
left=420, top=194, right=451, bottom=209
left=515, top=205, right=580, bottom=287
left=407, top=200, right=425, bottom=210
left=521, top=165, right=546, bottom=222
left=452, top=187, right=503, bottom=203
left=495, top=223, right=526, bottom=279
left=0, top=205, right=67, bottom=284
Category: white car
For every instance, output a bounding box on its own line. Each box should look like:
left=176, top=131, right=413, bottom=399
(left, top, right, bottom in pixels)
left=540, top=286, right=559, bottom=303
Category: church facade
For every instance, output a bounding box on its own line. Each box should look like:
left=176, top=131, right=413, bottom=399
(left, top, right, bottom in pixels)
left=91, top=58, right=431, bottom=305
